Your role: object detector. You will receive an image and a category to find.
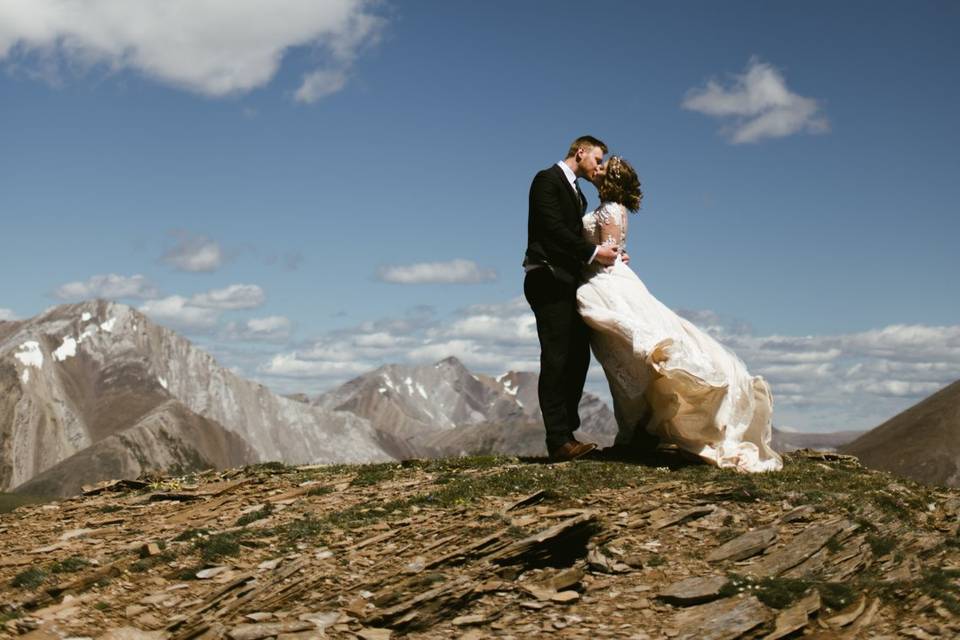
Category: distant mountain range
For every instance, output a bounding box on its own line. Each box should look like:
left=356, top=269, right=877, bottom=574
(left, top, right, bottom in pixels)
left=840, top=379, right=960, bottom=487
left=770, top=428, right=865, bottom=454
left=6, top=299, right=935, bottom=497
left=1, top=301, right=615, bottom=497
left=2, top=301, right=390, bottom=497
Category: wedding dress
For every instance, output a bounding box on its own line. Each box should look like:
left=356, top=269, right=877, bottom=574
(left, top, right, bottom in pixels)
left=577, top=202, right=782, bottom=472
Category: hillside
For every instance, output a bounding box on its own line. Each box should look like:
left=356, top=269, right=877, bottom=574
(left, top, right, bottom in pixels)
left=1, top=452, right=958, bottom=639
left=840, top=380, right=960, bottom=487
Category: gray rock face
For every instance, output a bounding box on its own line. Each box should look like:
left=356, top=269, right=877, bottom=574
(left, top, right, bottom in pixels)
left=1, top=300, right=391, bottom=493
left=13, top=399, right=256, bottom=497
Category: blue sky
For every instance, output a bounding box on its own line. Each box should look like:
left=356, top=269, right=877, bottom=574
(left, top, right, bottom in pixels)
left=1, top=1, right=958, bottom=432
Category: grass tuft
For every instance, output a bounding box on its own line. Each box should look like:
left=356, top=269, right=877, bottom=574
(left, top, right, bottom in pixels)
left=11, top=568, right=48, bottom=589
left=49, top=556, right=90, bottom=573
left=350, top=463, right=401, bottom=487
left=917, top=568, right=960, bottom=615
left=866, top=533, right=897, bottom=557
left=173, top=528, right=210, bottom=542
left=236, top=503, right=274, bottom=527
left=193, top=532, right=243, bottom=562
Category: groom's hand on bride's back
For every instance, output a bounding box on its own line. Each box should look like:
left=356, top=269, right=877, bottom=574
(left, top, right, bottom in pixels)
left=595, top=245, right=619, bottom=265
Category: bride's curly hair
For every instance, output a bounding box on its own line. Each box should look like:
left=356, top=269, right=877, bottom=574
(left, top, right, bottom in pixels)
left=597, top=156, right=643, bottom=212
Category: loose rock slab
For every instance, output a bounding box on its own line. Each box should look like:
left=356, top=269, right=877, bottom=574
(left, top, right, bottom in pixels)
left=672, top=595, right=771, bottom=640
left=707, top=528, right=777, bottom=562
left=651, top=506, right=716, bottom=530
left=658, top=576, right=729, bottom=605
left=745, top=520, right=849, bottom=577
left=227, top=621, right=315, bottom=640
left=764, top=590, right=820, bottom=640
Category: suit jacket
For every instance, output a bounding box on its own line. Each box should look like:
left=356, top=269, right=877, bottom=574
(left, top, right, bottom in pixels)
left=524, top=164, right=596, bottom=286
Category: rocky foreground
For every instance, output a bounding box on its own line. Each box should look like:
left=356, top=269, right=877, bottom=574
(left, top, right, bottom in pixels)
left=1, top=451, right=959, bottom=639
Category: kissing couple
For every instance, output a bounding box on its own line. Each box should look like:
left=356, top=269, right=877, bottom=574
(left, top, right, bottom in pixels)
left=523, top=135, right=782, bottom=472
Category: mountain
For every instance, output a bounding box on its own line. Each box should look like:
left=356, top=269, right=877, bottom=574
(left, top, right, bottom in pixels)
left=840, top=380, right=960, bottom=487
left=312, top=357, right=617, bottom=458
left=1, top=300, right=392, bottom=496
left=12, top=399, right=255, bottom=498
left=770, top=427, right=865, bottom=453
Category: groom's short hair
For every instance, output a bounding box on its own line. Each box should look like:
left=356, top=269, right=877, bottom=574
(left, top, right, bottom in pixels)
left=565, top=135, right=608, bottom=158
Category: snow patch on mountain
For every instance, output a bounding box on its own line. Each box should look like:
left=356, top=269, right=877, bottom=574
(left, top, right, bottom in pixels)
left=14, top=341, right=43, bottom=369
left=53, top=336, right=78, bottom=362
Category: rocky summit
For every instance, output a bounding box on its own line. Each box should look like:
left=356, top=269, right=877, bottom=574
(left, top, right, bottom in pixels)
left=1, top=450, right=958, bottom=639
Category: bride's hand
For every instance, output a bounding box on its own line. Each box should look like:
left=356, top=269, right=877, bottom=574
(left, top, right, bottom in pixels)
left=595, top=245, right=619, bottom=266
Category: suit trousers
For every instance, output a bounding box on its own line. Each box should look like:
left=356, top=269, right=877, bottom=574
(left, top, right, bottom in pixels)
left=524, top=267, right=591, bottom=450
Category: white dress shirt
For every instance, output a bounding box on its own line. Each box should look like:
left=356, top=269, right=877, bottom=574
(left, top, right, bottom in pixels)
left=555, top=161, right=600, bottom=266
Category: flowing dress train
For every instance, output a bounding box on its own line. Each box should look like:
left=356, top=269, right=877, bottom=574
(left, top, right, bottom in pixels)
left=576, top=202, right=782, bottom=472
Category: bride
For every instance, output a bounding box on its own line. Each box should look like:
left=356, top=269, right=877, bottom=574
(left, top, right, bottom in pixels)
left=577, top=157, right=782, bottom=472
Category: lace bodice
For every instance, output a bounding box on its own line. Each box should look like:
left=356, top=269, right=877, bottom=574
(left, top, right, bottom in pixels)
left=582, top=202, right=628, bottom=249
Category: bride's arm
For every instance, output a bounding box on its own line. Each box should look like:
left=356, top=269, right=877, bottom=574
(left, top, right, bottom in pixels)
left=597, top=206, right=625, bottom=252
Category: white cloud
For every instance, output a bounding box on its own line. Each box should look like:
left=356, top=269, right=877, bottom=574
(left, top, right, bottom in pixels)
left=257, top=297, right=540, bottom=391
left=0, top=0, right=383, bottom=101
left=429, top=312, right=538, bottom=346
left=261, top=353, right=370, bottom=379
left=162, top=232, right=223, bottom=272
left=54, top=273, right=158, bottom=301
left=682, top=57, right=829, bottom=144
left=295, top=68, right=347, bottom=104
left=841, top=380, right=945, bottom=398
left=224, top=315, right=292, bottom=342
left=139, top=295, right=219, bottom=332
left=191, top=284, right=265, bottom=310
left=377, top=259, right=498, bottom=284
left=251, top=296, right=960, bottom=433
left=0, top=308, right=19, bottom=321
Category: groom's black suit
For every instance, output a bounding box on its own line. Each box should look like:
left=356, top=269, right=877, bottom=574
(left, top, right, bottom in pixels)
left=523, top=164, right=598, bottom=451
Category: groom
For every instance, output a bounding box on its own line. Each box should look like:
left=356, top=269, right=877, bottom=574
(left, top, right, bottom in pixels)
left=523, top=136, right=620, bottom=462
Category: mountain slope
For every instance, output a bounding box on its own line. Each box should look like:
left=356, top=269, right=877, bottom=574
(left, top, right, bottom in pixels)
left=1, top=300, right=392, bottom=493
left=13, top=399, right=256, bottom=498
left=840, top=379, right=960, bottom=487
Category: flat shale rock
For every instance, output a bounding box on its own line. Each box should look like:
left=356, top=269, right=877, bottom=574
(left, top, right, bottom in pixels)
left=658, top=575, right=728, bottom=605
left=97, top=628, right=166, bottom=640
left=764, top=590, right=820, bottom=640
left=707, top=527, right=777, bottom=562
left=650, top=505, right=716, bottom=530
left=671, top=595, right=771, bottom=640
left=745, top=519, right=850, bottom=577
left=226, top=621, right=315, bottom=640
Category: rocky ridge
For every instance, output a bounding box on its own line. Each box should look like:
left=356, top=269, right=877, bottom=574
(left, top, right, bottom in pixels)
left=1, top=451, right=958, bottom=639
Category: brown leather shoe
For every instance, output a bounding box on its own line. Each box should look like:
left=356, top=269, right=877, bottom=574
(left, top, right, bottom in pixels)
left=548, top=440, right=597, bottom=462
